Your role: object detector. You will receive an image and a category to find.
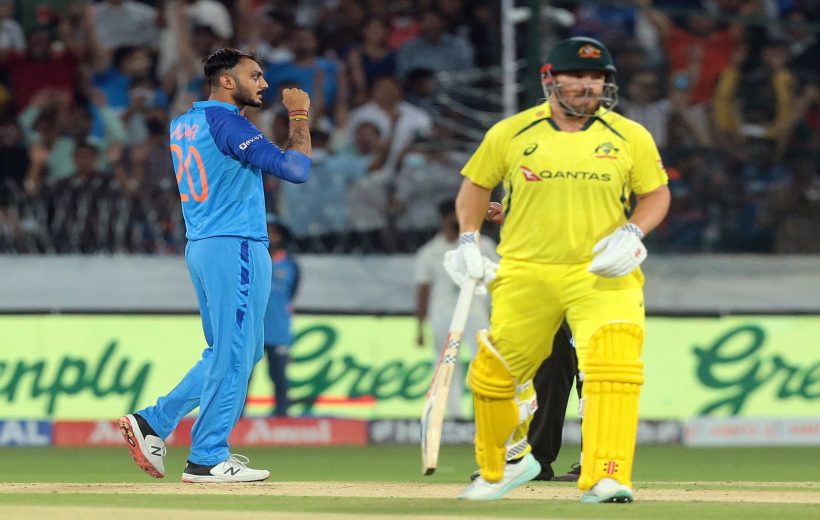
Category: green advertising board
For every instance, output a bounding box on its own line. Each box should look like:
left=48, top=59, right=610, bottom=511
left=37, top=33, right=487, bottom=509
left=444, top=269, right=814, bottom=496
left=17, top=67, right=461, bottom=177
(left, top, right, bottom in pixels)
left=642, top=317, right=820, bottom=419
left=1, top=315, right=819, bottom=420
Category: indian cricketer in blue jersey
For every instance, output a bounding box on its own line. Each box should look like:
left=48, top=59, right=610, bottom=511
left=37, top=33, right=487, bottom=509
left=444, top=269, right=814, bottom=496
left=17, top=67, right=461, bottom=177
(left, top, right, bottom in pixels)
left=119, top=48, right=312, bottom=483
left=263, top=215, right=300, bottom=417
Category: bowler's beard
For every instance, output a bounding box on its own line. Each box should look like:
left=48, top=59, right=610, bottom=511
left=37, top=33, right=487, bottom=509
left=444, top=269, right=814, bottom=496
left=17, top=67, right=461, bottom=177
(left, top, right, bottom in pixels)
left=234, top=83, right=262, bottom=108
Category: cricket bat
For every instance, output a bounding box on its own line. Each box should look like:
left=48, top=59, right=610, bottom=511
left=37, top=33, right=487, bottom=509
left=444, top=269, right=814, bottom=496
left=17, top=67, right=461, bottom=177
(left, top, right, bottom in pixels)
left=421, top=276, right=477, bottom=475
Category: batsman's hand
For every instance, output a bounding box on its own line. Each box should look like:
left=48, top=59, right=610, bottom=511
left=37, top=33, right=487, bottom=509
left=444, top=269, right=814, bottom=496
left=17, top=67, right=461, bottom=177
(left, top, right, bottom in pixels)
left=588, top=224, right=647, bottom=278
left=443, top=231, right=499, bottom=295
left=486, top=202, right=504, bottom=225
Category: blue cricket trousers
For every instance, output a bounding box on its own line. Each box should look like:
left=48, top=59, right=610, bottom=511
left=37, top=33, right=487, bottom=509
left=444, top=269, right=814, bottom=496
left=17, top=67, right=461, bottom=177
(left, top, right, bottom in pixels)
left=138, top=237, right=271, bottom=465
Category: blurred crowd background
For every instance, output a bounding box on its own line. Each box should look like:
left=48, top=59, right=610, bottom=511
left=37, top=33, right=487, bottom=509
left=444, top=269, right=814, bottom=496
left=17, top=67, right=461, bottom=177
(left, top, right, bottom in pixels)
left=1, top=0, right=820, bottom=255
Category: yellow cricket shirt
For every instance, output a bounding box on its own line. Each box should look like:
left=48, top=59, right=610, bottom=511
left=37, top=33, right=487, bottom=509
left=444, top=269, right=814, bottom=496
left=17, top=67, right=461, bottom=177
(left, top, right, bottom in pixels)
left=462, top=103, right=668, bottom=264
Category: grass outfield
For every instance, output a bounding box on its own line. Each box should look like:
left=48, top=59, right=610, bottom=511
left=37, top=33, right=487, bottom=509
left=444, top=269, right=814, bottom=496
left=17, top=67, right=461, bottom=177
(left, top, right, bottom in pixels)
left=2, top=444, right=820, bottom=483
left=1, top=445, right=819, bottom=519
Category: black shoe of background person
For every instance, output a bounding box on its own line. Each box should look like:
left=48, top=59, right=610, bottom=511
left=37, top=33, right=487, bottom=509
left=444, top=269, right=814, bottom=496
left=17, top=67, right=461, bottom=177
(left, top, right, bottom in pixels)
left=530, top=463, right=555, bottom=481
left=551, top=463, right=581, bottom=482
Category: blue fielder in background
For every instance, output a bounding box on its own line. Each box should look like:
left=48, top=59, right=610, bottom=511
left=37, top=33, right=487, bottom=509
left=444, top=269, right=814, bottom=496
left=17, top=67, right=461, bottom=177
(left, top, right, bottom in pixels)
left=262, top=215, right=300, bottom=417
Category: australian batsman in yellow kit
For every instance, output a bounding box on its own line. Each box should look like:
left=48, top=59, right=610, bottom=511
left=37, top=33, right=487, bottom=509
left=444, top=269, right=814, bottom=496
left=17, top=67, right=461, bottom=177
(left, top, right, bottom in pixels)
left=461, top=79, right=668, bottom=494
left=465, top=100, right=667, bottom=373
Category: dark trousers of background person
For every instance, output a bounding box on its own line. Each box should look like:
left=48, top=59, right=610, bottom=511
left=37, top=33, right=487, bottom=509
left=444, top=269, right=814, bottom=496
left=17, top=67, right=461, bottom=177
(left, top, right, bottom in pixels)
left=527, top=320, right=582, bottom=480
left=264, top=344, right=290, bottom=417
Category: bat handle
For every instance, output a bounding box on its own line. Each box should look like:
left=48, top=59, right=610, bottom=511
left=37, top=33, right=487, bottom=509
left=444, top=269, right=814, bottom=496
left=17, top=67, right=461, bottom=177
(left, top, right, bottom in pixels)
left=448, top=277, right=477, bottom=334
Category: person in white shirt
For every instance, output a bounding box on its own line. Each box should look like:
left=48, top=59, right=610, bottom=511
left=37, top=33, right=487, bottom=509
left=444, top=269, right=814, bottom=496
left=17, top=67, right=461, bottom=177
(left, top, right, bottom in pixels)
left=254, top=11, right=294, bottom=66
left=346, top=76, right=432, bottom=171
left=93, top=0, right=159, bottom=50
left=413, top=199, right=498, bottom=419
left=158, top=0, right=233, bottom=79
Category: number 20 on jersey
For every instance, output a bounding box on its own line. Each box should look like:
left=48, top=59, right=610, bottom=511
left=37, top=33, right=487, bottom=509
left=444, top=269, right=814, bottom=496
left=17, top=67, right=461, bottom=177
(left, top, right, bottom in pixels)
left=171, top=144, right=209, bottom=202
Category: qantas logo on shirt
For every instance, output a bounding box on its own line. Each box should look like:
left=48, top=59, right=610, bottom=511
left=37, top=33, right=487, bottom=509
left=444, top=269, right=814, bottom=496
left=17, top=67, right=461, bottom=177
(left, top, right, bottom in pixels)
left=239, top=134, right=265, bottom=150
left=520, top=166, right=612, bottom=182
left=520, top=166, right=541, bottom=181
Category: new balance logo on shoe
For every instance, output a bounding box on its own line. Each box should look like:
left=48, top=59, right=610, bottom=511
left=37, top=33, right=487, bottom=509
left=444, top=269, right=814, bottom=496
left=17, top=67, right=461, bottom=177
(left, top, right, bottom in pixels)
left=181, top=455, right=271, bottom=483
left=118, top=414, right=166, bottom=479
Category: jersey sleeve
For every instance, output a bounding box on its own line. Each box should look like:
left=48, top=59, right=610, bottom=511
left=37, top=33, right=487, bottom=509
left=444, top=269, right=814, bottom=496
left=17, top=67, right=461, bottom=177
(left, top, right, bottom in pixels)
left=205, top=108, right=311, bottom=184
left=628, top=123, right=668, bottom=195
left=461, top=122, right=508, bottom=189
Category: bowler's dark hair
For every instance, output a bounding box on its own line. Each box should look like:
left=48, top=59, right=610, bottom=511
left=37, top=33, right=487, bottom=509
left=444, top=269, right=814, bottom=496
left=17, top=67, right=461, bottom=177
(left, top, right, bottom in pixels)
left=203, top=48, right=262, bottom=88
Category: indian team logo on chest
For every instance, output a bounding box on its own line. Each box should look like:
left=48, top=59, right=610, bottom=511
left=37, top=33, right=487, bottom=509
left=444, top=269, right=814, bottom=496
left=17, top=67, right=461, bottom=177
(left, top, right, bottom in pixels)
left=594, top=142, right=619, bottom=159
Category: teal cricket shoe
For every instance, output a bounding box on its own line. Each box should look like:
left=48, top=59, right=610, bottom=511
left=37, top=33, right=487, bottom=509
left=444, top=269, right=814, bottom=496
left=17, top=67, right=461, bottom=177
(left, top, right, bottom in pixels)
left=458, top=453, right=541, bottom=500
left=580, top=478, right=634, bottom=503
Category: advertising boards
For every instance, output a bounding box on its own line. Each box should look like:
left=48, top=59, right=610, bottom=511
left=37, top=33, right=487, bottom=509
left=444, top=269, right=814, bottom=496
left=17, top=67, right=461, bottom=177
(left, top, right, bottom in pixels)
left=2, top=315, right=819, bottom=422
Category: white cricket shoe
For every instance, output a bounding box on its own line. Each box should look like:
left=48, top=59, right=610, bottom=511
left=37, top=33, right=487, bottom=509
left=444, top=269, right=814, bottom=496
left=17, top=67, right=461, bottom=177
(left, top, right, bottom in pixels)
left=458, top=453, right=541, bottom=500
left=182, top=454, right=271, bottom=483
left=119, top=413, right=166, bottom=478
left=581, top=477, right=634, bottom=503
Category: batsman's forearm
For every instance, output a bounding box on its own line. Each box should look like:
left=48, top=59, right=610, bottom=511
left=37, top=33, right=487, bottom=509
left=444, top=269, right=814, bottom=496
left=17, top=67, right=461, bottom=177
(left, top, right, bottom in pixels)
left=286, top=119, right=312, bottom=157
left=456, top=178, right=492, bottom=233
left=629, top=185, right=670, bottom=235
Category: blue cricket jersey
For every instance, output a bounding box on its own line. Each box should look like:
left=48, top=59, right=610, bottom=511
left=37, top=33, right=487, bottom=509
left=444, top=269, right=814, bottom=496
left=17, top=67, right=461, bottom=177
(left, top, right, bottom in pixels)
left=263, top=251, right=300, bottom=346
left=170, top=100, right=310, bottom=242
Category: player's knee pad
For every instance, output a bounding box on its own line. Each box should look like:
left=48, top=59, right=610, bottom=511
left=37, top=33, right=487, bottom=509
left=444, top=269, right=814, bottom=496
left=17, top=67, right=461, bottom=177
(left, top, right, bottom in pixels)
left=468, top=331, right=538, bottom=482
left=467, top=330, right=516, bottom=399
left=578, top=322, right=644, bottom=491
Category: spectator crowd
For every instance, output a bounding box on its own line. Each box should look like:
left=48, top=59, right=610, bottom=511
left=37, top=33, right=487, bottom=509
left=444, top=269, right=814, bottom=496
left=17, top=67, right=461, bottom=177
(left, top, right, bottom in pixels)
left=1, top=0, right=820, bottom=254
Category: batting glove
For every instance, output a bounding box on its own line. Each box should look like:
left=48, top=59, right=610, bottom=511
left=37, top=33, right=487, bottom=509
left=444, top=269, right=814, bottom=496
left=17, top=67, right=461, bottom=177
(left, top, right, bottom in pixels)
left=588, top=224, right=647, bottom=278
left=443, top=231, right=499, bottom=295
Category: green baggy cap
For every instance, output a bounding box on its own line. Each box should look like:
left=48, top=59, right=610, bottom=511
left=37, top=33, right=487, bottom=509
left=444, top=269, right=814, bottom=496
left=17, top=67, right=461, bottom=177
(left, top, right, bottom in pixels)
left=541, top=37, right=616, bottom=75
